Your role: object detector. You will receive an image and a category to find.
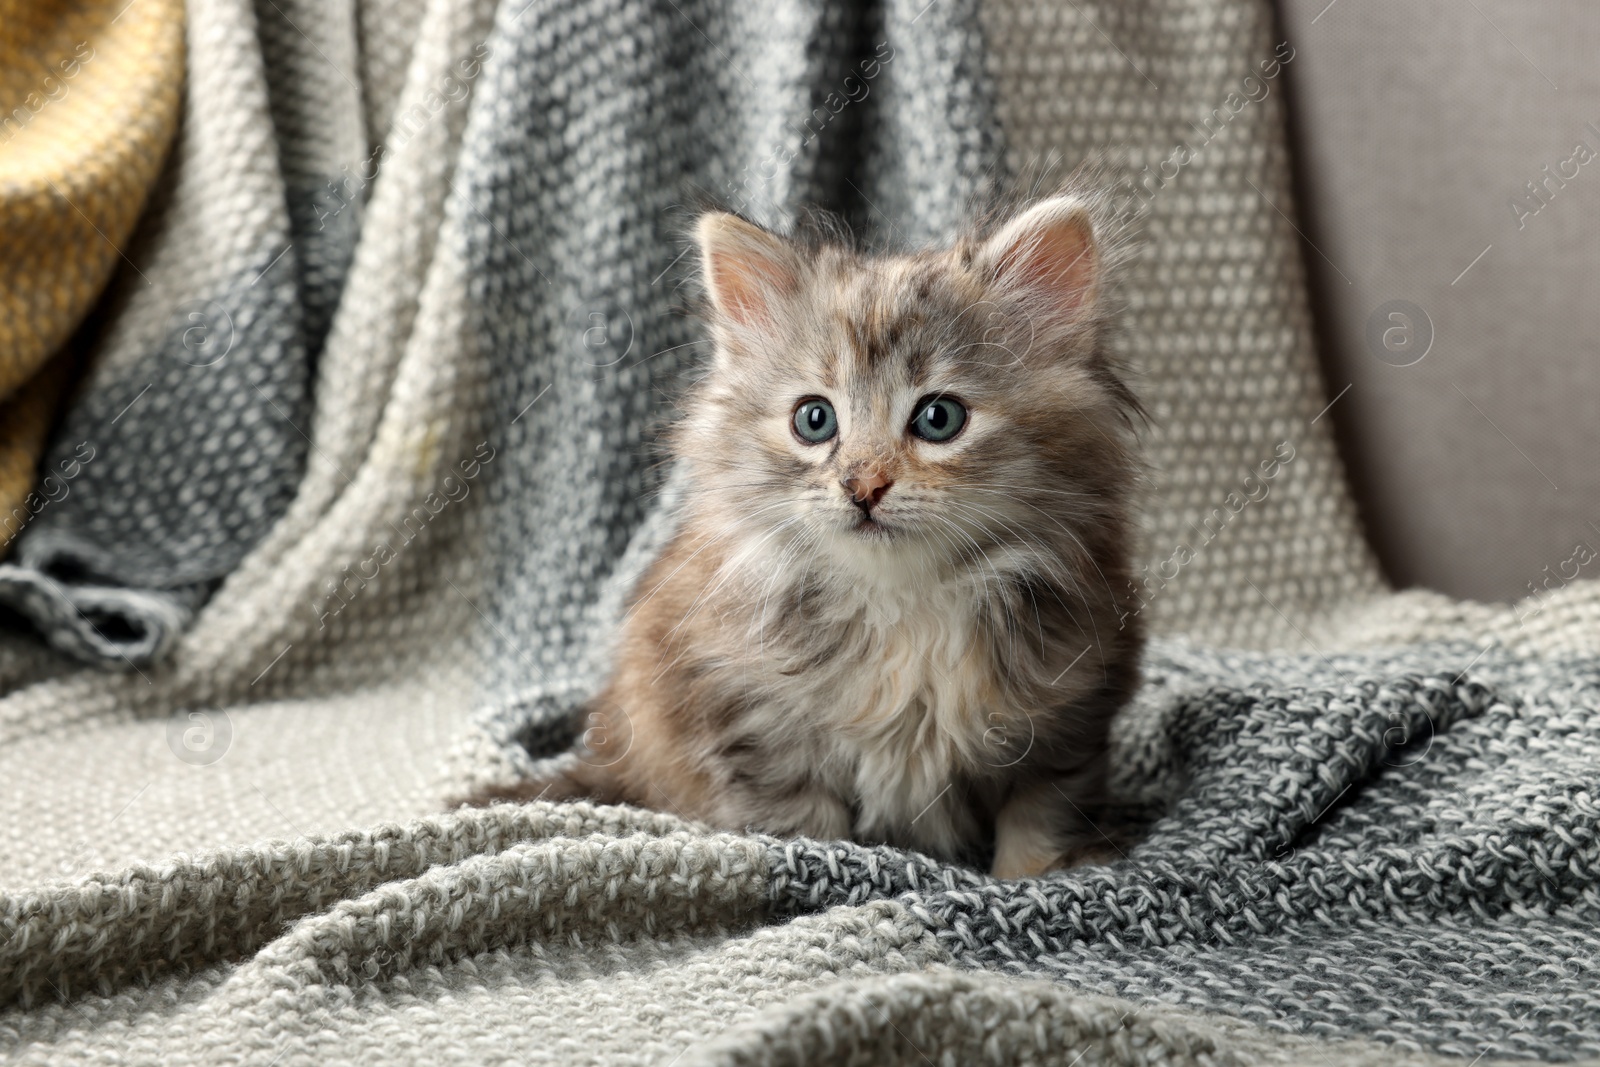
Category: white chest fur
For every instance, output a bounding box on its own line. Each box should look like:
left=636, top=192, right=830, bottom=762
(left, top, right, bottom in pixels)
left=729, top=545, right=1024, bottom=855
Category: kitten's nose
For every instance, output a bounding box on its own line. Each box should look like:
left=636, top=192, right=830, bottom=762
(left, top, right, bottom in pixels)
left=842, top=470, right=893, bottom=512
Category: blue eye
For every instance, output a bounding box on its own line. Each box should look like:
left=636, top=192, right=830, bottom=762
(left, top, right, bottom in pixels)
left=909, top=396, right=967, bottom=442
left=793, top=398, right=837, bottom=443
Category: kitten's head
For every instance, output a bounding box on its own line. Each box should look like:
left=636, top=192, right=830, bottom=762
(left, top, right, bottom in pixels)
left=678, top=194, right=1141, bottom=587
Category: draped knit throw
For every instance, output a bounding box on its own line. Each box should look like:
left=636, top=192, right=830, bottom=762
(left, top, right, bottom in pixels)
left=3, top=1, right=1600, bottom=1064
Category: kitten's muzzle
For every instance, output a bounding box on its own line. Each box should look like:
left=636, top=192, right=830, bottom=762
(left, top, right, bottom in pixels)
left=842, top=471, right=893, bottom=513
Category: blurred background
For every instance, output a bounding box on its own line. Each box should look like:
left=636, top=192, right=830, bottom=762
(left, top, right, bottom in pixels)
left=3, top=0, right=1598, bottom=694
left=1280, top=0, right=1600, bottom=603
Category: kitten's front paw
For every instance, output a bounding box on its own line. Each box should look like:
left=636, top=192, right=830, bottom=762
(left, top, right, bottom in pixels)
left=991, top=780, right=1126, bottom=878
left=989, top=838, right=1120, bottom=879
left=1058, top=838, right=1123, bottom=869
left=989, top=849, right=1062, bottom=880
left=990, top=817, right=1067, bottom=879
left=744, top=788, right=853, bottom=841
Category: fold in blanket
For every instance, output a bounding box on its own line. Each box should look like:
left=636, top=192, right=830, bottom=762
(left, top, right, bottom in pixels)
left=3, top=0, right=1595, bottom=1064
left=0, top=0, right=183, bottom=560
left=8, top=640, right=1600, bottom=1062
left=0, top=0, right=348, bottom=662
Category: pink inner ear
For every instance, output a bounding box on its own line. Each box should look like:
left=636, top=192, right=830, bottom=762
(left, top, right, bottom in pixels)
left=995, top=209, right=1098, bottom=321
left=698, top=214, right=796, bottom=328
left=707, top=251, right=791, bottom=326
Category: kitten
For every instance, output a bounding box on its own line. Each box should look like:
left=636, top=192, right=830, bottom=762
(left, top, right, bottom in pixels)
left=476, top=192, right=1145, bottom=879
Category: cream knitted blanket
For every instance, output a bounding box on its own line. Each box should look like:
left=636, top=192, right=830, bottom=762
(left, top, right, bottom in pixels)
left=4, top=0, right=1599, bottom=1063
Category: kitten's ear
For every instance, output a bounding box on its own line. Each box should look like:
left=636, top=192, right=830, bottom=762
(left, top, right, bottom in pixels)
left=979, top=197, right=1100, bottom=327
left=695, top=212, right=798, bottom=328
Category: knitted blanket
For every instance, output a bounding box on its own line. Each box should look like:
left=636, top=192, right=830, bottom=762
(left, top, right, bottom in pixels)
left=3, top=0, right=1598, bottom=1063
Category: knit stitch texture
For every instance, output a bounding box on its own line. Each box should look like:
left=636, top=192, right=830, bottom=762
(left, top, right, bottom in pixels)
left=1, top=0, right=1596, bottom=1064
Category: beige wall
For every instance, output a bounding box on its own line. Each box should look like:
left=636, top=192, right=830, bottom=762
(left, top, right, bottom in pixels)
left=1278, top=0, right=1600, bottom=602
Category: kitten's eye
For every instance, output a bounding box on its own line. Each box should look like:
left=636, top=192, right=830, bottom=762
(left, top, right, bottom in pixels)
left=909, top=396, right=967, bottom=442
left=792, top=398, right=838, bottom=444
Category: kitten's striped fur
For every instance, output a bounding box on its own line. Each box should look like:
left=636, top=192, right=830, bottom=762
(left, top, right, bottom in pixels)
left=478, top=191, right=1145, bottom=878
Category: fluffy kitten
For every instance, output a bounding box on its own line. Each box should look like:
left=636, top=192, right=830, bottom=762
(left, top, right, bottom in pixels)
left=479, top=193, right=1144, bottom=878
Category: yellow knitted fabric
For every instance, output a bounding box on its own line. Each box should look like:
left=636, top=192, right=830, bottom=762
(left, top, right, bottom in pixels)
left=0, top=0, right=183, bottom=552
left=0, top=346, right=77, bottom=549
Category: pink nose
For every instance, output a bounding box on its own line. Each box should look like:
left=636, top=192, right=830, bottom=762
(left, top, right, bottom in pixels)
left=842, top=471, right=893, bottom=511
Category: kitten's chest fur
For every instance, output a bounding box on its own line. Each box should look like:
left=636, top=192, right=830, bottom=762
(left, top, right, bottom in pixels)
left=603, top=531, right=1053, bottom=861
left=750, top=570, right=1004, bottom=838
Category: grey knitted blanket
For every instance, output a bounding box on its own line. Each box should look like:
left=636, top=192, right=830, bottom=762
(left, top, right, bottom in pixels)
left=3, top=0, right=1597, bottom=1063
